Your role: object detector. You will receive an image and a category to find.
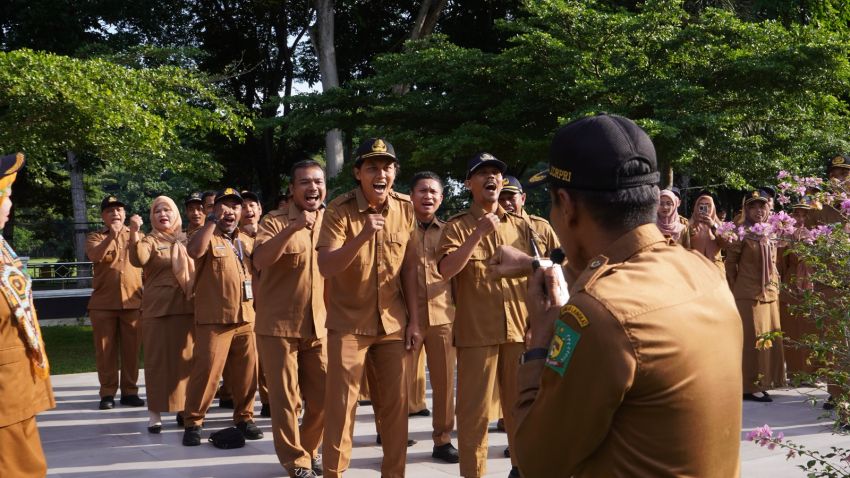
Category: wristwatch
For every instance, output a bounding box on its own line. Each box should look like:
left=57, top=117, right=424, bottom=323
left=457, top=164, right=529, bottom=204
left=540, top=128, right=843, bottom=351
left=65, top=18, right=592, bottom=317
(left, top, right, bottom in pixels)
left=520, top=347, right=548, bottom=365
left=206, top=212, right=218, bottom=224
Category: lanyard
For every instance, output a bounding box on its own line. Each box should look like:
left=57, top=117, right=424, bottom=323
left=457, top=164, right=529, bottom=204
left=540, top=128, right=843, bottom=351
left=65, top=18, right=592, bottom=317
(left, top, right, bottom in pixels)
left=225, top=236, right=247, bottom=276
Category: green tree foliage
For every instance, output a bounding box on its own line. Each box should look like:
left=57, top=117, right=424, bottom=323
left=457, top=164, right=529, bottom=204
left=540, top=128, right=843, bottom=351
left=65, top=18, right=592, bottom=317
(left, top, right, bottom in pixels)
left=290, top=0, right=850, bottom=190
left=0, top=48, right=249, bottom=181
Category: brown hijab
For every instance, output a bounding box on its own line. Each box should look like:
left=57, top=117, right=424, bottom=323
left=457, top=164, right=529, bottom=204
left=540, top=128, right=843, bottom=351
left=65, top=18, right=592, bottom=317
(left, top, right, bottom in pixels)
left=149, top=196, right=195, bottom=298
left=689, top=194, right=721, bottom=260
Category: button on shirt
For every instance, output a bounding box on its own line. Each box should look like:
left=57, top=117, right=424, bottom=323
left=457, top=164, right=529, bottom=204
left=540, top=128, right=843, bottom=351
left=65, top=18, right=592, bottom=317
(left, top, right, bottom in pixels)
left=438, top=203, right=532, bottom=347
left=254, top=203, right=326, bottom=339
left=86, top=227, right=143, bottom=310
left=128, top=235, right=193, bottom=318
left=316, top=188, right=415, bottom=336
left=193, top=228, right=255, bottom=325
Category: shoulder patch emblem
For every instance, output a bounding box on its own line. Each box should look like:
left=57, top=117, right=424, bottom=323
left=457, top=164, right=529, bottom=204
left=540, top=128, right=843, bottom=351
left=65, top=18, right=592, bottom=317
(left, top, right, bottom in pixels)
left=560, top=304, right=589, bottom=328
left=546, top=319, right=581, bottom=376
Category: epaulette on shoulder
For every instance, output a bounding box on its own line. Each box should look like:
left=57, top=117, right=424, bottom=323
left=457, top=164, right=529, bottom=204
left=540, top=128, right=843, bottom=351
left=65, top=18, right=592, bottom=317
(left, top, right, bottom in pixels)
left=529, top=214, right=551, bottom=224
left=446, top=211, right=469, bottom=223
left=267, top=209, right=287, bottom=218
left=678, top=216, right=689, bottom=227
left=390, top=190, right=411, bottom=203
left=328, top=190, right=356, bottom=207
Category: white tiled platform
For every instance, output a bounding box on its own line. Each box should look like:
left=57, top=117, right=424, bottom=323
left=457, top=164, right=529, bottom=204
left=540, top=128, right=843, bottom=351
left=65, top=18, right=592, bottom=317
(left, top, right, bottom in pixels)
left=38, top=372, right=849, bottom=477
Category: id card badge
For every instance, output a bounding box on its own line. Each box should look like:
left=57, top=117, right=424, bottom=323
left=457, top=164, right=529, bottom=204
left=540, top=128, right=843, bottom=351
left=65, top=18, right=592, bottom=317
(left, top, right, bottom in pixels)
left=242, top=280, right=253, bottom=301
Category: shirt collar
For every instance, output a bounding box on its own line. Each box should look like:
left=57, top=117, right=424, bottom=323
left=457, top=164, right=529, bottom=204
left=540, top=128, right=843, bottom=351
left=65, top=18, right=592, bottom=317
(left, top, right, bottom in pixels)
left=287, top=200, right=324, bottom=221
left=469, top=201, right=507, bottom=220
left=355, top=187, right=394, bottom=215
left=595, top=223, right=667, bottom=265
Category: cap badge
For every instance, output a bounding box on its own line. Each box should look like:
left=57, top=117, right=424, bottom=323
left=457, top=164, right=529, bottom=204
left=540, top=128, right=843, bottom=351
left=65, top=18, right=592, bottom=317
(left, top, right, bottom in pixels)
left=480, top=153, right=495, bottom=161
left=502, top=179, right=510, bottom=186
left=372, top=139, right=387, bottom=153
left=529, top=171, right=547, bottom=183
left=833, top=156, right=845, bottom=165
left=108, top=196, right=117, bottom=202
left=752, top=191, right=759, bottom=198
left=224, top=188, right=236, bottom=195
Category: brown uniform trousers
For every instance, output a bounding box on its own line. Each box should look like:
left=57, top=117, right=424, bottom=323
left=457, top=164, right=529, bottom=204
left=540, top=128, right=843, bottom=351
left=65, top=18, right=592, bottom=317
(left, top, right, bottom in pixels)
left=726, top=235, right=786, bottom=393
left=183, top=228, right=257, bottom=428
left=438, top=204, right=532, bottom=477
left=317, top=188, right=415, bottom=478
left=86, top=227, right=143, bottom=399
left=516, top=225, right=743, bottom=477
left=255, top=205, right=327, bottom=474
left=129, top=235, right=195, bottom=412
left=0, top=280, right=55, bottom=477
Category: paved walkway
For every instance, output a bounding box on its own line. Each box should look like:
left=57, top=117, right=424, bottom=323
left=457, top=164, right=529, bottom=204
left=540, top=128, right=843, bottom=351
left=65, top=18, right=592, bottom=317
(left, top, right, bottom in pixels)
left=38, top=372, right=850, bottom=477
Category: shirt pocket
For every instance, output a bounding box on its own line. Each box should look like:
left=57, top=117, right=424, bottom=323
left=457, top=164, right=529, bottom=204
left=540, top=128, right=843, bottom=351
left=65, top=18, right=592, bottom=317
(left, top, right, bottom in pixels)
left=280, top=241, right=306, bottom=268
left=210, top=245, right=229, bottom=272
left=468, top=246, right=490, bottom=282
left=385, top=231, right=408, bottom=268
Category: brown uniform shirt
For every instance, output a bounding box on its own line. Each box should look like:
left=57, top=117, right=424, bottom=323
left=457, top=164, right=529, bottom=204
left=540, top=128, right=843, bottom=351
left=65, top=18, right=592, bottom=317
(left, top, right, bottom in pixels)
left=186, top=224, right=203, bottom=237
left=438, top=203, right=532, bottom=347
left=86, top=227, right=143, bottom=310
left=412, top=219, right=454, bottom=327
left=316, top=188, right=414, bottom=336
left=193, top=228, right=255, bottom=325
left=128, top=236, right=193, bottom=318
left=255, top=203, right=326, bottom=338
left=521, top=211, right=560, bottom=256
left=725, top=235, right=779, bottom=302
left=515, top=225, right=743, bottom=477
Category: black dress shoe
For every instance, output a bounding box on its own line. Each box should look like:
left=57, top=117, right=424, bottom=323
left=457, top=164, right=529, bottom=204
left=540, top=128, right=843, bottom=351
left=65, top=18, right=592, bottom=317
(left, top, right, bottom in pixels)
left=504, top=447, right=510, bottom=458
left=260, top=403, right=271, bottom=417
left=219, top=398, right=235, bottom=409
left=120, top=395, right=145, bottom=407
left=237, top=420, right=264, bottom=440
left=176, top=412, right=184, bottom=427
left=148, top=424, right=162, bottom=434
left=432, top=443, right=460, bottom=463
left=98, top=396, right=115, bottom=410
left=357, top=400, right=372, bottom=406
left=743, top=392, right=773, bottom=403
left=375, top=434, right=416, bottom=447
left=182, top=426, right=202, bottom=446
left=824, top=395, right=836, bottom=410
left=496, top=418, right=506, bottom=432
left=311, top=454, right=323, bottom=476
left=409, top=408, right=431, bottom=417
left=508, top=466, right=521, bottom=478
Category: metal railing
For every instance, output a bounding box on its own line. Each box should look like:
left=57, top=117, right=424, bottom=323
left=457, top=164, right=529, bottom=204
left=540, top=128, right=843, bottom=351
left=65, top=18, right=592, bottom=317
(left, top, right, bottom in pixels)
left=25, top=260, right=93, bottom=290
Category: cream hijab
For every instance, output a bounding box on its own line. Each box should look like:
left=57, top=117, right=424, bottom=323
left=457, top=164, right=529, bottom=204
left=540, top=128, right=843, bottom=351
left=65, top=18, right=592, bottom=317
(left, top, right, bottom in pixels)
left=149, top=196, right=195, bottom=298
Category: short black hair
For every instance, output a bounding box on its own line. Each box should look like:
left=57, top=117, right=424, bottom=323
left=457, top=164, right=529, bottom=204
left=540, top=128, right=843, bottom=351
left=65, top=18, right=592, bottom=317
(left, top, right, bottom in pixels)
left=290, top=160, right=324, bottom=180
left=411, top=171, right=443, bottom=191
left=201, top=190, right=216, bottom=202
left=552, top=159, right=658, bottom=233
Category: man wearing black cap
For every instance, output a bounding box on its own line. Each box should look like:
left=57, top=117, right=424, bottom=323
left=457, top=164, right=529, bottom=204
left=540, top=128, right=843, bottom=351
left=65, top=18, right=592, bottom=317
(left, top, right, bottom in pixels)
left=185, top=192, right=205, bottom=236
left=316, top=138, right=421, bottom=478
left=815, top=154, right=850, bottom=225
left=499, top=175, right=560, bottom=255
left=181, top=188, right=262, bottom=446
left=437, top=153, right=533, bottom=478
left=85, top=195, right=145, bottom=410
left=515, top=114, right=743, bottom=476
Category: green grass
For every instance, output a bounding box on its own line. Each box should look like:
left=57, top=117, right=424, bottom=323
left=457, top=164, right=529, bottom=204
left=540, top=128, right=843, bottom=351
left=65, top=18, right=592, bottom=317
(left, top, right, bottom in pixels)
left=41, top=325, right=144, bottom=375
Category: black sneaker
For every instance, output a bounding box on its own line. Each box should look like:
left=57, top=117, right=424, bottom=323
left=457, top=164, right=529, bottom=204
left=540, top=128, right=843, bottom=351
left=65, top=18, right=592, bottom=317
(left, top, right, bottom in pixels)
left=176, top=412, right=184, bottom=427
left=311, top=454, right=323, bottom=476
left=743, top=392, right=772, bottom=403
left=504, top=447, right=510, bottom=458
left=120, top=395, right=145, bottom=407
left=219, top=398, right=235, bottom=409
left=409, top=408, right=431, bottom=417
left=508, top=466, right=521, bottom=478
left=824, top=395, right=836, bottom=410
left=432, top=443, right=459, bottom=463
left=182, top=426, right=202, bottom=446
left=98, top=396, right=115, bottom=410
left=237, top=420, right=264, bottom=440
left=260, top=403, right=271, bottom=417
left=292, top=468, right=318, bottom=478
left=375, top=434, right=416, bottom=447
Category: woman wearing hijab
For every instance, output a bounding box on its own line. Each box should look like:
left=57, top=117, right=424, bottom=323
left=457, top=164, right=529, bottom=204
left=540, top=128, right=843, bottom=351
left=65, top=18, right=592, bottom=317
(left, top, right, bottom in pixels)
left=0, top=153, right=55, bottom=477
left=129, top=196, right=195, bottom=433
left=656, top=188, right=690, bottom=248
left=725, top=190, right=785, bottom=402
left=688, top=193, right=725, bottom=271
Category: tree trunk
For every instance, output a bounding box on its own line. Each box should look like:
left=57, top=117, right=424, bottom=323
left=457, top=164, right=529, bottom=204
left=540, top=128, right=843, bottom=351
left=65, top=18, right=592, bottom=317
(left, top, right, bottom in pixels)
left=310, top=0, right=344, bottom=178
left=67, top=151, right=88, bottom=262
left=392, top=0, right=447, bottom=95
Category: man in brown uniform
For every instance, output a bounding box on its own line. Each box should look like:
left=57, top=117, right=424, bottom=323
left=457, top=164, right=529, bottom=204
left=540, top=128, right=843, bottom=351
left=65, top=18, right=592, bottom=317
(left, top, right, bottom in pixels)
left=408, top=171, right=459, bottom=463
left=0, top=153, right=56, bottom=477
left=86, top=195, right=145, bottom=410
left=185, top=192, right=205, bottom=236
left=254, top=161, right=327, bottom=478
left=514, top=113, right=743, bottom=477
left=182, top=188, right=262, bottom=446
left=317, top=138, right=422, bottom=478
left=499, top=175, right=560, bottom=255
left=438, top=153, right=533, bottom=478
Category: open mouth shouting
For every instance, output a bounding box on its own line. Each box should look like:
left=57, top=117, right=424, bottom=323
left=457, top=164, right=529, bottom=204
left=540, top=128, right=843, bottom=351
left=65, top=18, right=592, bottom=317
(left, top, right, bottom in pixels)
left=484, top=179, right=499, bottom=193
left=372, top=181, right=388, bottom=195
